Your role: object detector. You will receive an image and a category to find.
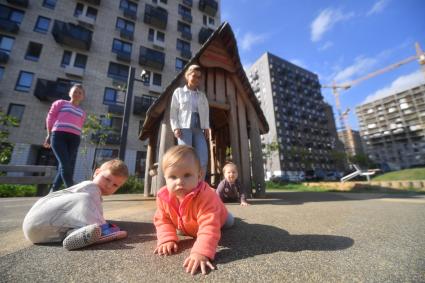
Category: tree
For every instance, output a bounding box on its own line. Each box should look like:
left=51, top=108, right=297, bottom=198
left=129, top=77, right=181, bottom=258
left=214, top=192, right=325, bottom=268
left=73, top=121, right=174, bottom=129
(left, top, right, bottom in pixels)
left=262, top=140, right=279, bottom=176
left=80, top=114, right=113, bottom=178
left=349, top=154, right=376, bottom=170
left=0, top=110, right=18, bottom=164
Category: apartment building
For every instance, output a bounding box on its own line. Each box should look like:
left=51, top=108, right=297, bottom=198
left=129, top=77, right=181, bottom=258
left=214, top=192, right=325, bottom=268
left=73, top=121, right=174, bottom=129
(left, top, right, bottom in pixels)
left=247, top=52, right=341, bottom=180
left=356, top=84, right=425, bottom=170
left=337, top=129, right=364, bottom=157
left=0, top=0, right=220, bottom=181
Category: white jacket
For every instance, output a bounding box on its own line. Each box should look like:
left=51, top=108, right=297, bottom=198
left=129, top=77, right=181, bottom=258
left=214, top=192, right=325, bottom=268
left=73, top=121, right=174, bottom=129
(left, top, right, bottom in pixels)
left=170, top=85, right=210, bottom=131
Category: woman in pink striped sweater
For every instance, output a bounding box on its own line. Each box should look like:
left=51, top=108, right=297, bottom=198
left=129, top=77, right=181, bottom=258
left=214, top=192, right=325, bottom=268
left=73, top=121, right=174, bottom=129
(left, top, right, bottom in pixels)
left=44, top=84, right=86, bottom=192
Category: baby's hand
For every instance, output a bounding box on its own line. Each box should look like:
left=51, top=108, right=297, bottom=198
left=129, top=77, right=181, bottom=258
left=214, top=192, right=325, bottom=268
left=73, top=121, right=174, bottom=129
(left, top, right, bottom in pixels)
left=183, top=252, right=215, bottom=275
left=241, top=201, right=250, bottom=206
left=154, top=241, right=178, bottom=256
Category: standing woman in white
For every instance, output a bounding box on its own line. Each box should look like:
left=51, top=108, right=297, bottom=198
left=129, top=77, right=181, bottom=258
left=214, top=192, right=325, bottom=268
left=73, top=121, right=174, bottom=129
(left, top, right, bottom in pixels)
left=170, top=65, right=210, bottom=178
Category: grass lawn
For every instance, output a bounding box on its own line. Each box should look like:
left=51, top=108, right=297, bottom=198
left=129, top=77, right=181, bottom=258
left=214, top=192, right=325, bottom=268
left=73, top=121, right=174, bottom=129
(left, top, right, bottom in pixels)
left=372, top=167, right=425, bottom=181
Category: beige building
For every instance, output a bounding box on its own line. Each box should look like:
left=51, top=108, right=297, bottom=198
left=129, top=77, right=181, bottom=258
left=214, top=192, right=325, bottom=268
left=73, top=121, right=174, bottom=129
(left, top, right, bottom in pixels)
left=355, top=84, right=425, bottom=170
left=337, top=129, right=364, bottom=157
left=0, top=0, right=220, bottom=181
left=247, top=52, right=341, bottom=181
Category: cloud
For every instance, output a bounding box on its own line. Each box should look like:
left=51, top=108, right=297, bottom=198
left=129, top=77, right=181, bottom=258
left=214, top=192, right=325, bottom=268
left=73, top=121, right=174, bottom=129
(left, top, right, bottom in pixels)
left=310, top=8, right=354, bottom=42
left=367, top=0, right=390, bottom=16
left=334, top=56, right=378, bottom=82
left=363, top=70, right=425, bottom=103
left=239, top=32, right=268, bottom=51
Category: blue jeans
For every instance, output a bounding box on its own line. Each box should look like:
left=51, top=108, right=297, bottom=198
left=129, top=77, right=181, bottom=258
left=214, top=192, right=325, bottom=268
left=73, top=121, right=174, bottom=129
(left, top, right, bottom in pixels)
left=50, top=131, right=81, bottom=191
left=177, top=113, right=208, bottom=172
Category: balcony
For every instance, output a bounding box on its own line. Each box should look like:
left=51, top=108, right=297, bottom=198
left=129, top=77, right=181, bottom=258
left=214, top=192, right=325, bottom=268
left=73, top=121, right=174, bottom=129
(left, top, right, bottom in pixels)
left=179, top=49, right=192, bottom=60
left=108, top=104, right=124, bottom=115
left=133, top=96, right=156, bottom=115
left=119, top=29, right=134, bottom=41
left=198, top=27, right=214, bottom=44
left=139, top=46, right=165, bottom=70
left=6, top=0, right=28, bottom=8
left=198, top=0, right=218, bottom=17
left=182, top=0, right=192, bottom=7
left=81, top=0, right=101, bottom=5
left=33, top=79, right=72, bottom=102
left=52, top=20, right=93, bottom=51
left=0, top=18, right=19, bottom=34
left=123, top=8, right=137, bottom=21
left=144, top=4, right=168, bottom=30
left=180, top=30, right=192, bottom=41
left=0, top=51, right=9, bottom=64
left=64, top=65, right=85, bottom=77
left=115, top=51, right=131, bottom=63
left=91, top=132, right=120, bottom=145
left=180, top=13, right=192, bottom=23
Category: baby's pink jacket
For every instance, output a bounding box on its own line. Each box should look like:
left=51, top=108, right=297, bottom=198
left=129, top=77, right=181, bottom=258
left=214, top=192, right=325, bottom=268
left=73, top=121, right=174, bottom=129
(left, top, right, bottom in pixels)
left=154, top=181, right=228, bottom=259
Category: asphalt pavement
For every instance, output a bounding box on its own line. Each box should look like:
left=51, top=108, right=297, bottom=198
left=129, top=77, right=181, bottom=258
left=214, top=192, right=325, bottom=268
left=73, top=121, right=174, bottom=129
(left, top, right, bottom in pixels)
left=0, top=191, right=424, bottom=282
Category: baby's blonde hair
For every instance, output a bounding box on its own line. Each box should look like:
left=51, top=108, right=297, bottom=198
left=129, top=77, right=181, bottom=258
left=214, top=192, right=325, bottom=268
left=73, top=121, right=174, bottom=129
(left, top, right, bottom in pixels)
left=162, top=145, right=201, bottom=172
left=99, top=159, right=129, bottom=178
left=184, top=64, right=202, bottom=78
left=223, top=162, right=238, bottom=173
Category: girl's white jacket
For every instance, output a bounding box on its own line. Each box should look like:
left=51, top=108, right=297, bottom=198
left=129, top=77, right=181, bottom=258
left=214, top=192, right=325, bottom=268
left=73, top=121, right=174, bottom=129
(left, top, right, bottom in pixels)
left=170, top=85, right=210, bottom=131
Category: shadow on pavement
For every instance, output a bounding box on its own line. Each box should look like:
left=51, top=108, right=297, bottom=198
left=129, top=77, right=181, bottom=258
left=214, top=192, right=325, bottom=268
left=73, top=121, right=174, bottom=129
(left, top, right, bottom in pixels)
left=250, top=191, right=422, bottom=205
left=215, top=218, right=354, bottom=264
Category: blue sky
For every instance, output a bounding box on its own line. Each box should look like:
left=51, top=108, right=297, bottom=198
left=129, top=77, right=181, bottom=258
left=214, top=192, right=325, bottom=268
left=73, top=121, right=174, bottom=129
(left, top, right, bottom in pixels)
left=221, top=0, right=425, bottom=130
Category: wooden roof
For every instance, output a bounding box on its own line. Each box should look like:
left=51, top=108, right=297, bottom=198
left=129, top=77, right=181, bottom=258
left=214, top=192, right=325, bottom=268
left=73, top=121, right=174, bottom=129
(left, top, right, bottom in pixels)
left=139, top=22, right=269, bottom=141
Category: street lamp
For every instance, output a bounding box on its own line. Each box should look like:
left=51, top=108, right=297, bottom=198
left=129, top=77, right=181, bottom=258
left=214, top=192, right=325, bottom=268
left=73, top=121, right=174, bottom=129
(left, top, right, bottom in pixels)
left=119, top=66, right=149, bottom=161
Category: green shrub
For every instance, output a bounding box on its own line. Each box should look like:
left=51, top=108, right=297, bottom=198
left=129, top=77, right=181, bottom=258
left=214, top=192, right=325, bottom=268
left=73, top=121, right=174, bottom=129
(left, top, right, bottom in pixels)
left=0, top=184, right=37, bottom=197
left=118, top=175, right=144, bottom=194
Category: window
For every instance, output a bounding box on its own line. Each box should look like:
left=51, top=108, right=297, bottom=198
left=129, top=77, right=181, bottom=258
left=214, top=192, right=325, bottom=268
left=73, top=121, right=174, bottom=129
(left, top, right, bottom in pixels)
left=175, top=58, right=187, bottom=71
left=74, top=3, right=98, bottom=20
left=177, top=21, right=191, bottom=33
left=178, top=4, right=192, bottom=21
left=93, top=148, right=119, bottom=171
left=176, top=39, right=190, bottom=51
left=148, top=28, right=165, bottom=43
left=116, top=17, right=134, bottom=33
left=7, top=104, right=25, bottom=125
left=0, top=35, right=14, bottom=54
left=203, top=15, right=215, bottom=26
left=120, top=0, right=138, bottom=13
left=108, top=62, right=129, bottom=81
left=152, top=0, right=167, bottom=4
left=15, top=71, right=34, bottom=92
left=103, top=88, right=118, bottom=105
left=25, top=42, right=43, bottom=61
left=0, top=5, right=25, bottom=25
left=0, top=67, right=4, bottom=81
left=61, top=51, right=88, bottom=69
left=43, top=0, right=57, bottom=9
left=152, top=73, right=162, bottom=86
left=112, top=39, right=132, bottom=54
left=34, top=16, right=51, bottom=33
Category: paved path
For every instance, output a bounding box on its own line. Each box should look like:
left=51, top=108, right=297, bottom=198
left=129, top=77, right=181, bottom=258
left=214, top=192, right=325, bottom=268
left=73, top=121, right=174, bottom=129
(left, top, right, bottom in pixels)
left=1, top=192, right=424, bottom=282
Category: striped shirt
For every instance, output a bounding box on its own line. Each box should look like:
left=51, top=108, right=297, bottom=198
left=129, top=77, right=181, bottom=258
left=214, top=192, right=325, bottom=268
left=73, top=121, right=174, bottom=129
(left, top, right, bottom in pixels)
left=46, top=100, right=86, bottom=136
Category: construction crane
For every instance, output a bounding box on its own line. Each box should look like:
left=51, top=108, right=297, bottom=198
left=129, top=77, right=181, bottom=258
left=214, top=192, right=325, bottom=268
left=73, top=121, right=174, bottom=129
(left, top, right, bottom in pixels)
left=322, top=41, right=425, bottom=156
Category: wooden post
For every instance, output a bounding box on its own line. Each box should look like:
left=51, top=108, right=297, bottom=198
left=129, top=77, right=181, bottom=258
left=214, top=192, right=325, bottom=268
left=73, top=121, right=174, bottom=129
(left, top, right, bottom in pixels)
left=226, top=75, right=241, bottom=171
left=247, top=104, right=266, bottom=197
left=236, top=94, right=252, bottom=197
left=143, top=140, right=153, bottom=197
left=155, top=106, right=175, bottom=194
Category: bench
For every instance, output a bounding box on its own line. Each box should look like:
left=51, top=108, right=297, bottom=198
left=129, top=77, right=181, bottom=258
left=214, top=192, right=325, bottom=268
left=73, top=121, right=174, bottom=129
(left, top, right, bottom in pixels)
left=0, top=165, right=57, bottom=196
